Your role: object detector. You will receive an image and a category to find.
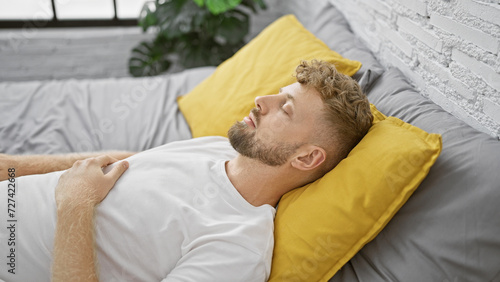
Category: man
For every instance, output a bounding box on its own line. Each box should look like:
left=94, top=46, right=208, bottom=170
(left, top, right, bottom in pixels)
left=0, top=60, right=373, bottom=281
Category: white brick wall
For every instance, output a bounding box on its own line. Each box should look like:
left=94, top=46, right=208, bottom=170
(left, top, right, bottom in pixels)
left=330, top=0, right=500, bottom=138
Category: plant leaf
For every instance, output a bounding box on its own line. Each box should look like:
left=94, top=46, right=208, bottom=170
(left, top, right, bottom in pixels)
left=215, top=9, right=248, bottom=44
left=192, top=0, right=204, bottom=7
left=239, top=0, right=266, bottom=13
left=156, top=0, right=203, bottom=39
left=239, top=0, right=257, bottom=13
left=131, top=0, right=268, bottom=76
left=138, top=1, right=158, bottom=31
left=128, top=39, right=172, bottom=77
left=253, top=0, right=266, bottom=9
left=206, top=0, right=242, bottom=15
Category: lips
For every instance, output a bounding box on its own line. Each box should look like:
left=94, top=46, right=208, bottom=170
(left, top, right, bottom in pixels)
left=243, top=108, right=259, bottom=128
left=243, top=116, right=256, bottom=128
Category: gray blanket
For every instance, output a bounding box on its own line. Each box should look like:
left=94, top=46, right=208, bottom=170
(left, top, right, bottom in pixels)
left=0, top=67, right=215, bottom=154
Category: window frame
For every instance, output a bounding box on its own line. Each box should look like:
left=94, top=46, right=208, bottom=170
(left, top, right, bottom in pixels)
left=0, top=0, right=139, bottom=29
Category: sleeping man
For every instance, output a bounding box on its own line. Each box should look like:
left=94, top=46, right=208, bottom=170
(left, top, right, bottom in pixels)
left=0, top=60, right=373, bottom=281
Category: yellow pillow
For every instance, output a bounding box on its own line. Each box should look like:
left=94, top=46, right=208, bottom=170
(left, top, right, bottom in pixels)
left=177, top=14, right=362, bottom=137
left=269, top=106, right=442, bottom=281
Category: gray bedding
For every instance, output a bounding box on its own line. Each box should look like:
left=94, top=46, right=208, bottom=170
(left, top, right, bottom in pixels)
left=0, top=67, right=215, bottom=154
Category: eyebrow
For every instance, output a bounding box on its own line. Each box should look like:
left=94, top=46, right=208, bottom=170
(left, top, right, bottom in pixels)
left=279, top=88, right=295, bottom=103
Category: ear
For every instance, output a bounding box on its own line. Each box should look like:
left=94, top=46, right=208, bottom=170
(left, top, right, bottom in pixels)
left=290, top=145, right=326, bottom=171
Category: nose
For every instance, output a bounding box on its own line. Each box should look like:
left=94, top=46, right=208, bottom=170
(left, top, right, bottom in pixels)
left=255, top=95, right=275, bottom=115
left=255, top=95, right=267, bottom=114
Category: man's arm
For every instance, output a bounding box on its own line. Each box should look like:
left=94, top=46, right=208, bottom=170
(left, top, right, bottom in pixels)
left=0, top=151, right=134, bottom=181
left=52, top=155, right=128, bottom=282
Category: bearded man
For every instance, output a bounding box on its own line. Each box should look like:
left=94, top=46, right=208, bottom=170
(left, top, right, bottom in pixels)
left=0, top=60, right=372, bottom=282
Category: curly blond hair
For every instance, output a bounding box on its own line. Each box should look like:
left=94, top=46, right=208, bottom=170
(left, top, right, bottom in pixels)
left=295, top=60, right=373, bottom=171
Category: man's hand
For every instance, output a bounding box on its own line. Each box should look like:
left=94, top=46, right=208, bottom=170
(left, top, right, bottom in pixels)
left=55, top=155, right=129, bottom=208
left=52, top=155, right=128, bottom=282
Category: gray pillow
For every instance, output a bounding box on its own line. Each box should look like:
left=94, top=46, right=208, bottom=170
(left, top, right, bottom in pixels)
left=331, top=68, right=500, bottom=282
left=283, top=0, right=384, bottom=93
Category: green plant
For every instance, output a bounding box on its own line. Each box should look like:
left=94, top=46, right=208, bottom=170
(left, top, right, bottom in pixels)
left=129, top=0, right=266, bottom=77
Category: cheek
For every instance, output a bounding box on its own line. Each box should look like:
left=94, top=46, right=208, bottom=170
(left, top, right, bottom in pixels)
left=269, top=115, right=287, bottom=134
left=257, top=127, right=274, bottom=141
left=257, top=114, right=294, bottom=142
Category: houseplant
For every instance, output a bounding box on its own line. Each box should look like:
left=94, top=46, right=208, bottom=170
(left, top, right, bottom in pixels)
left=129, top=0, right=266, bottom=77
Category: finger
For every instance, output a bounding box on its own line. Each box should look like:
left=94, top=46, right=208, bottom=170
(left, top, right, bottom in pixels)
left=105, top=161, right=129, bottom=183
left=94, top=155, right=119, bottom=167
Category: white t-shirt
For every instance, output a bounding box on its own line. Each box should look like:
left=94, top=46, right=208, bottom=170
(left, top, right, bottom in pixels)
left=0, top=137, right=276, bottom=282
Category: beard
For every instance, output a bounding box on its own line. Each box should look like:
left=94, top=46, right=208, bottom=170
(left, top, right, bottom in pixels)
left=228, top=109, right=302, bottom=166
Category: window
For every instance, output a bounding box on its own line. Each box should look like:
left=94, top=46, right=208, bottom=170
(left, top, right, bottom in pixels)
left=0, top=0, right=149, bottom=28
left=0, top=0, right=53, bottom=20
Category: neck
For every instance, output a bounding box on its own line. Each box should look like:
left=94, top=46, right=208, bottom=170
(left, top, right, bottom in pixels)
left=225, top=154, right=302, bottom=207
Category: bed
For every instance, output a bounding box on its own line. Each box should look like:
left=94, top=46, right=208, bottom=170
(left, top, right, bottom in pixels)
left=1, top=0, right=499, bottom=281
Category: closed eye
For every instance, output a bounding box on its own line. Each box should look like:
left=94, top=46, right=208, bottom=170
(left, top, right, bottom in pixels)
left=281, top=103, right=290, bottom=116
